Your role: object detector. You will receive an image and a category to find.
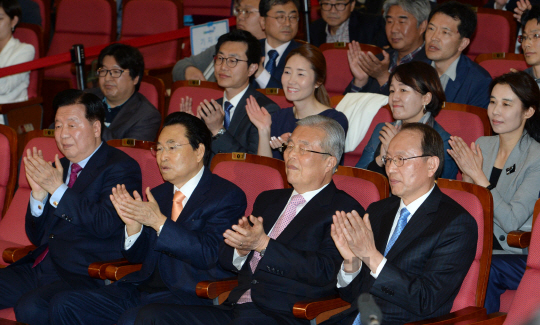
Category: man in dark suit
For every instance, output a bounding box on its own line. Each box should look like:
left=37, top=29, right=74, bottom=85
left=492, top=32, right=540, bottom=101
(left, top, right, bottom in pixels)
left=309, top=0, right=387, bottom=48
left=425, top=2, right=492, bottom=109
left=49, top=112, right=247, bottom=325
left=327, top=123, right=477, bottom=325
left=87, top=43, right=162, bottom=142
left=345, top=0, right=431, bottom=95
left=252, top=0, right=302, bottom=89
left=0, top=89, right=142, bottom=325
left=134, top=115, right=364, bottom=324
left=195, top=29, right=279, bottom=156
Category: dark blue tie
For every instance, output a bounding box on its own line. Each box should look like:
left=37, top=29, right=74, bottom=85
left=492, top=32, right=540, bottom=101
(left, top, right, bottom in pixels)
left=223, top=101, right=233, bottom=129
left=265, top=49, right=279, bottom=76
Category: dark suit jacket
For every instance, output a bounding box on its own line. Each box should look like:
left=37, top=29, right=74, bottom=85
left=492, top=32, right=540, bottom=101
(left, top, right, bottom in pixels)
left=309, top=10, right=388, bottom=48
left=329, top=186, right=478, bottom=325
left=444, top=54, right=492, bottom=109
left=19, top=0, right=42, bottom=26
left=255, top=39, right=302, bottom=89
left=212, top=84, right=279, bottom=156
left=344, top=45, right=431, bottom=95
left=87, top=88, right=162, bottom=142
left=115, top=168, right=246, bottom=302
left=21, top=142, right=142, bottom=289
left=484, top=0, right=517, bottom=12
left=219, top=182, right=365, bottom=324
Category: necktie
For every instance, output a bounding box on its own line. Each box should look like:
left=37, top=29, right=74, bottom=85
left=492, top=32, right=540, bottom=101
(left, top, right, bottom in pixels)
left=223, top=101, right=233, bottom=130
left=265, top=49, right=279, bottom=76
left=352, top=207, right=410, bottom=325
left=237, top=194, right=306, bottom=304
left=171, top=191, right=186, bottom=222
left=33, top=163, right=82, bottom=268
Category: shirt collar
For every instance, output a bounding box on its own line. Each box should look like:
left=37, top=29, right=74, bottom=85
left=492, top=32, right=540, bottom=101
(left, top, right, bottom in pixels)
left=265, top=39, right=291, bottom=64
left=431, top=55, right=460, bottom=82
left=173, top=166, right=205, bottom=203
left=102, top=92, right=135, bottom=111
left=389, top=43, right=425, bottom=72
left=291, top=182, right=330, bottom=204
left=398, top=184, right=436, bottom=218
left=70, top=141, right=103, bottom=170
left=325, top=18, right=350, bottom=40
left=223, top=83, right=250, bottom=107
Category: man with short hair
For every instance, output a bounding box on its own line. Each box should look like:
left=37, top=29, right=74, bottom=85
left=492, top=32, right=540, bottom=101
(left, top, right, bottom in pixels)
left=50, top=112, right=247, bottom=325
left=135, top=115, right=365, bottom=325
left=425, top=1, right=492, bottom=108
left=0, top=89, right=142, bottom=325
left=345, top=0, right=431, bottom=95
left=328, top=123, right=478, bottom=325
left=88, top=43, right=161, bottom=142
left=521, top=6, right=540, bottom=88
left=309, top=0, right=387, bottom=48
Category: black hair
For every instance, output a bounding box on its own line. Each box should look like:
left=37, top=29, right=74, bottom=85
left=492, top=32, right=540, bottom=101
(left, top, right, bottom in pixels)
left=0, top=0, right=21, bottom=30
left=215, top=29, right=261, bottom=67
left=163, top=112, right=213, bottom=166
left=97, top=43, right=145, bottom=91
left=489, top=71, right=540, bottom=143
left=259, top=0, right=300, bottom=17
left=401, top=123, right=445, bottom=179
left=52, top=89, right=105, bottom=137
left=522, top=5, right=540, bottom=28
left=429, top=1, right=477, bottom=39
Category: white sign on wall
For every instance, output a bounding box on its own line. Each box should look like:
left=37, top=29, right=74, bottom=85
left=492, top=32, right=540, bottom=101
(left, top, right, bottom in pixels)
left=190, top=19, right=230, bottom=56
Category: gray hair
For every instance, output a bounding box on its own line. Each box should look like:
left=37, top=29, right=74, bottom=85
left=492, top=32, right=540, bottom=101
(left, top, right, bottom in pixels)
left=296, top=115, right=344, bottom=172
left=383, top=0, right=431, bottom=27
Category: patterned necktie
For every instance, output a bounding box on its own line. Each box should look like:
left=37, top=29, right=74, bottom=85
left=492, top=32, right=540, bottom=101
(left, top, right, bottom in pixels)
left=171, top=190, right=186, bottom=222
left=223, top=101, right=233, bottom=130
left=265, top=49, right=279, bottom=76
left=33, top=163, right=82, bottom=268
left=352, top=207, right=410, bottom=325
left=237, top=194, right=306, bottom=304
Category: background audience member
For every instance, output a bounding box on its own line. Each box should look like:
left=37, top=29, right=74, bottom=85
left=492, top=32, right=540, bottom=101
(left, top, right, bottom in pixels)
left=18, top=0, right=41, bottom=26
left=309, top=0, right=387, bottom=47
left=87, top=43, right=161, bottom=142
left=345, top=0, right=431, bottom=95
left=448, top=71, right=540, bottom=314
left=521, top=6, right=540, bottom=87
left=172, top=0, right=265, bottom=82
left=426, top=1, right=492, bottom=108
left=355, top=61, right=458, bottom=180
left=485, top=0, right=518, bottom=11
left=246, top=43, right=347, bottom=160
left=0, top=0, right=35, bottom=104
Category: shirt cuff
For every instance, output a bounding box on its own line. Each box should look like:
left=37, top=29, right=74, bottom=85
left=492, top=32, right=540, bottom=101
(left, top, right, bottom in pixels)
left=350, top=81, right=364, bottom=93
left=370, top=257, right=387, bottom=279
left=124, top=226, right=144, bottom=250
left=232, top=249, right=249, bottom=270
left=255, top=70, right=271, bottom=88
left=49, top=184, right=68, bottom=209
left=29, top=192, right=48, bottom=217
left=336, top=261, right=362, bottom=288
left=156, top=224, right=164, bottom=236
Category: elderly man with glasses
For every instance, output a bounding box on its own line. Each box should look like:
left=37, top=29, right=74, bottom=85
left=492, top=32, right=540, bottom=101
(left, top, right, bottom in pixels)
left=86, top=43, right=162, bottom=142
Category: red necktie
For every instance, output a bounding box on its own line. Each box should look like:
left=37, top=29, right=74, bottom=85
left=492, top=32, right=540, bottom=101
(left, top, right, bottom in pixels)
left=171, top=191, right=185, bottom=222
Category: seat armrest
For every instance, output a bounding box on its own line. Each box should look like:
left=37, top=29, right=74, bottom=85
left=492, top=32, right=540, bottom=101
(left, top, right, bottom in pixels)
left=104, top=260, right=142, bottom=281
left=405, top=306, right=487, bottom=325
left=507, top=230, right=531, bottom=248
left=471, top=312, right=507, bottom=325
left=89, top=258, right=130, bottom=280
left=2, top=245, right=36, bottom=264
left=195, top=277, right=239, bottom=300
left=293, top=294, right=350, bottom=322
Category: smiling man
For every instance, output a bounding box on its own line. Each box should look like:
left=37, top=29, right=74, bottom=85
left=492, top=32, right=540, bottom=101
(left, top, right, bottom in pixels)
left=425, top=1, right=491, bottom=108
left=0, top=89, right=142, bottom=325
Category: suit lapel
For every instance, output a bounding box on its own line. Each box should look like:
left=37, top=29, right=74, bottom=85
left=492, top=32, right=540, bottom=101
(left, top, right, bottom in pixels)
left=154, top=182, right=174, bottom=219
left=261, top=189, right=294, bottom=235
left=497, top=132, right=532, bottom=197
left=442, top=55, right=466, bottom=102
left=176, top=168, right=212, bottom=223
left=70, top=143, right=108, bottom=193
left=109, top=93, right=137, bottom=129
left=226, top=85, right=254, bottom=136
left=375, top=198, right=400, bottom=255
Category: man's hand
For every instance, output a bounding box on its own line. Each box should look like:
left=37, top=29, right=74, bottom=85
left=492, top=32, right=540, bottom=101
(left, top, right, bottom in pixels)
left=24, top=148, right=64, bottom=198
left=347, top=41, right=369, bottom=88
left=223, top=215, right=270, bottom=256
left=185, top=66, right=207, bottom=81
left=110, top=184, right=143, bottom=235
left=197, top=99, right=225, bottom=135
left=357, top=50, right=390, bottom=87
left=514, top=0, right=531, bottom=22
left=331, top=211, right=361, bottom=273
left=179, top=96, right=195, bottom=116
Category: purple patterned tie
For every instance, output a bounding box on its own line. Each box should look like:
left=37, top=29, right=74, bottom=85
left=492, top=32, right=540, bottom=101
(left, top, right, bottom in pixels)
left=237, top=194, right=306, bottom=304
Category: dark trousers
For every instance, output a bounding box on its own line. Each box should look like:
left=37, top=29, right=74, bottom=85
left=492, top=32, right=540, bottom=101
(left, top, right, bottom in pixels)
left=484, top=254, right=527, bottom=314
left=0, top=256, right=73, bottom=325
left=134, top=302, right=280, bottom=325
left=50, top=283, right=212, bottom=325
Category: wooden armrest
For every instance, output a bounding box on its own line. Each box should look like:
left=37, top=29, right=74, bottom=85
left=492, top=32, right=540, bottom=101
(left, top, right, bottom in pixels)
left=195, top=277, right=239, bottom=300
left=470, top=312, right=506, bottom=325
left=405, top=306, right=486, bottom=325
left=2, top=245, right=36, bottom=264
left=88, top=258, right=130, bottom=280
left=103, top=260, right=142, bottom=281
left=507, top=230, right=531, bottom=248
left=293, top=294, right=350, bottom=321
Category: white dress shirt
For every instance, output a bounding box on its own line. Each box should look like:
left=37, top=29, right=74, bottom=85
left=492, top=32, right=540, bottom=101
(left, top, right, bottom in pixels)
left=222, top=83, right=250, bottom=122
left=254, top=40, right=291, bottom=88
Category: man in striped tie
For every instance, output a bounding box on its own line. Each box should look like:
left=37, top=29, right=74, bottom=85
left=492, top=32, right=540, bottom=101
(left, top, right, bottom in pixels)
left=328, top=123, right=478, bottom=325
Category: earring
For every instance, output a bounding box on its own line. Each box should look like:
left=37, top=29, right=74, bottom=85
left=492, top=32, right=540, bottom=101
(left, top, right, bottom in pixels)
left=423, top=104, right=426, bottom=114
left=11, top=27, right=14, bottom=33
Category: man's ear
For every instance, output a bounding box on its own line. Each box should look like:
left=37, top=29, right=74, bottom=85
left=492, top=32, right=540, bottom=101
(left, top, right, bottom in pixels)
left=93, top=120, right=101, bottom=138
left=259, top=16, right=266, bottom=31
left=426, top=156, right=440, bottom=178
left=248, top=63, right=258, bottom=77
left=458, top=37, right=470, bottom=52
left=325, top=155, right=338, bottom=174
left=196, top=143, right=205, bottom=163
left=418, top=19, right=428, bottom=35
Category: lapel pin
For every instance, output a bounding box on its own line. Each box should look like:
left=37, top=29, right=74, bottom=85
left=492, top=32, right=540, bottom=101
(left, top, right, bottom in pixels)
left=506, top=164, right=516, bottom=175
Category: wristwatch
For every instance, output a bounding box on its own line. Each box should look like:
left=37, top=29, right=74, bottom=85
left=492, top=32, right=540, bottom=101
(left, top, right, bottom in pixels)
left=486, top=184, right=495, bottom=191
left=212, top=128, right=226, bottom=140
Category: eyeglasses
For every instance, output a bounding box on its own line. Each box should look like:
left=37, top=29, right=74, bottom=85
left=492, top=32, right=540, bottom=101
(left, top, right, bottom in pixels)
left=518, top=33, right=540, bottom=43
left=320, top=0, right=352, bottom=11
left=279, top=143, right=332, bottom=156
left=214, top=55, right=249, bottom=68
left=150, top=143, right=190, bottom=156
left=381, top=154, right=432, bottom=167
left=234, top=8, right=259, bottom=18
left=96, top=68, right=126, bottom=78
left=266, top=14, right=300, bottom=24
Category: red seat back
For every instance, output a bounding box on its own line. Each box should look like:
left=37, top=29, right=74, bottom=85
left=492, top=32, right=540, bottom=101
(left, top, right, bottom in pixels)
left=475, top=53, right=529, bottom=78
left=14, top=23, right=43, bottom=99
left=30, top=0, right=50, bottom=49
left=183, top=0, right=231, bottom=16
left=332, top=166, right=389, bottom=209
left=465, top=9, right=517, bottom=59
left=256, top=88, right=292, bottom=109
left=139, top=75, right=165, bottom=120
left=435, top=107, right=487, bottom=149
left=0, top=126, right=17, bottom=217
left=169, top=81, right=224, bottom=115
